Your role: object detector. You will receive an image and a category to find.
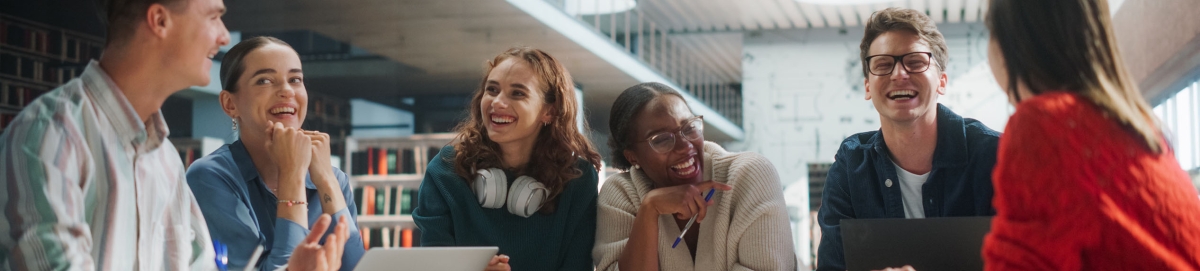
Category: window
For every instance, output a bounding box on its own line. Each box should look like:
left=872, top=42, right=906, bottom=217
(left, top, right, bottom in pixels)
left=1153, top=79, right=1200, bottom=172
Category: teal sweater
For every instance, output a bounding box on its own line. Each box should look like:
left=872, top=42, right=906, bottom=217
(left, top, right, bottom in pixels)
left=413, top=146, right=598, bottom=270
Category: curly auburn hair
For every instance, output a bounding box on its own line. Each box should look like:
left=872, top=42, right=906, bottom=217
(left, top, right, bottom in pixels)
left=450, top=47, right=602, bottom=214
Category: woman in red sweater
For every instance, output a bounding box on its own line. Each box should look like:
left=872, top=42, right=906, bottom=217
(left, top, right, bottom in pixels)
left=982, top=0, right=1200, bottom=269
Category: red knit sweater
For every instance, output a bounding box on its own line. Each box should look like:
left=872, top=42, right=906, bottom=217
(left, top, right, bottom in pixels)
left=984, top=92, right=1200, bottom=270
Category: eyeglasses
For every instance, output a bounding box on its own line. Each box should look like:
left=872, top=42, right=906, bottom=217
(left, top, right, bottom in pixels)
left=639, top=116, right=704, bottom=154
left=865, top=52, right=934, bottom=76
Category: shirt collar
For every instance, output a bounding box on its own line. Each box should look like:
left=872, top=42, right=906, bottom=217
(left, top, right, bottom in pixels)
left=80, top=60, right=170, bottom=152
left=230, top=140, right=318, bottom=189
left=870, top=103, right=970, bottom=168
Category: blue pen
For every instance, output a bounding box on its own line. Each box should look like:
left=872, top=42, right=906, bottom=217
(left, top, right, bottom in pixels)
left=213, top=240, right=228, bottom=271
left=672, top=188, right=716, bottom=248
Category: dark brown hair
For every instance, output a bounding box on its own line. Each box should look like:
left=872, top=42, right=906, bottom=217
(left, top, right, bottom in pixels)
left=451, top=47, right=602, bottom=214
left=98, top=0, right=188, bottom=46
left=986, top=0, right=1161, bottom=153
left=606, top=82, right=687, bottom=170
left=859, top=7, right=949, bottom=77
left=219, top=36, right=292, bottom=93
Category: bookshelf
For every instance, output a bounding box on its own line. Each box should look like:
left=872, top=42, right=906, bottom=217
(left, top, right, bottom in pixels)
left=304, top=92, right=351, bottom=160
left=0, top=14, right=104, bottom=134
left=344, top=133, right=456, bottom=249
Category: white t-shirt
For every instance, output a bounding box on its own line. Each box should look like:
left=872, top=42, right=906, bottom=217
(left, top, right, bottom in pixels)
left=894, top=163, right=930, bottom=218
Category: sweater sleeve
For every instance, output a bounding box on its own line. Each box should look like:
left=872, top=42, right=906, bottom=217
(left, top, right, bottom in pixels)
left=983, top=105, right=1098, bottom=271
left=592, top=174, right=640, bottom=271
left=412, top=150, right=457, bottom=247
left=816, top=150, right=855, bottom=271
left=727, top=154, right=796, bottom=271
left=560, top=163, right=599, bottom=270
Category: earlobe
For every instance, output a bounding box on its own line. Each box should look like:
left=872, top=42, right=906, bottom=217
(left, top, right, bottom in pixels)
left=863, top=78, right=872, bottom=100
left=622, top=149, right=639, bottom=169
left=937, top=73, right=948, bottom=95
left=219, top=91, right=238, bottom=118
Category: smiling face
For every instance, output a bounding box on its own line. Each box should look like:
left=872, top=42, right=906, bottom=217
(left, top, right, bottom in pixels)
left=623, top=95, right=705, bottom=188
left=220, top=43, right=307, bottom=142
left=480, top=58, right=553, bottom=151
left=864, top=30, right=948, bottom=124
left=162, top=0, right=230, bottom=88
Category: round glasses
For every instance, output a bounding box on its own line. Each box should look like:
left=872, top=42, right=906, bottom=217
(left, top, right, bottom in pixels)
left=640, top=116, right=704, bottom=154
left=865, top=52, right=933, bottom=76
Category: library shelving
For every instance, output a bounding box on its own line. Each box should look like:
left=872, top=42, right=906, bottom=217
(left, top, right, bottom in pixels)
left=0, top=14, right=104, bottom=133
left=344, top=133, right=456, bottom=249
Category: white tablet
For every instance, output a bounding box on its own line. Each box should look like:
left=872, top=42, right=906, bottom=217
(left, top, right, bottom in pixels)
left=353, top=247, right=499, bottom=271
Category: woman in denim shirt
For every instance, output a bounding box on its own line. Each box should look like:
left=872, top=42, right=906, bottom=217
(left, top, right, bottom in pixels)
left=187, top=36, right=364, bottom=271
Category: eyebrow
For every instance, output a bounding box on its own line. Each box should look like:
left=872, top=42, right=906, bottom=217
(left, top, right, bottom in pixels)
left=643, top=116, right=696, bottom=137
left=288, top=68, right=302, bottom=74
left=250, top=69, right=276, bottom=77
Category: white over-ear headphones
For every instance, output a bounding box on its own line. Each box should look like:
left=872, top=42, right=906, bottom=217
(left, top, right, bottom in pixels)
left=472, top=168, right=547, bottom=218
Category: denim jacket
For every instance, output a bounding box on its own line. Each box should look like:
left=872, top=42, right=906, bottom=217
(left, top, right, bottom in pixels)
left=816, top=104, right=1001, bottom=271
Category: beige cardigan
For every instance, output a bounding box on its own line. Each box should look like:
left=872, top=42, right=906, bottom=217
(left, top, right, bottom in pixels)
left=593, top=142, right=796, bottom=271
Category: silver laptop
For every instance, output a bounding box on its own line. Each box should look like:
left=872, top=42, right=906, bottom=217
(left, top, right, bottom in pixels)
left=353, top=247, right=499, bottom=271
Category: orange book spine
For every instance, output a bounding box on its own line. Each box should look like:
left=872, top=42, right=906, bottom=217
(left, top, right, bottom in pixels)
left=363, top=186, right=376, bottom=215
left=401, top=228, right=413, bottom=248
left=376, top=148, right=387, bottom=175
left=361, top=226, right=370, bottom=250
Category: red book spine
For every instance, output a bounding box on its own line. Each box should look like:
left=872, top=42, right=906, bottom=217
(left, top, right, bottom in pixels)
left=366, top=147, right=376, bottom=175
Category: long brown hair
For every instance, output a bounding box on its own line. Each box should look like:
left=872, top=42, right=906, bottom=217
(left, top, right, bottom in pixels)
left=986, top=0, right=1162, bottom=153
left=451, top=47, right=602, bottom=214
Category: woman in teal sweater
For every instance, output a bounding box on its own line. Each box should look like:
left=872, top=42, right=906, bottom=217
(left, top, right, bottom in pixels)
left=413, top=47, right=603, bottom=271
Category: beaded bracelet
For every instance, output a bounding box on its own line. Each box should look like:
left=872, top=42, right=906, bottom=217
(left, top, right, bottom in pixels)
left=278, top=200, right=307, bottom=207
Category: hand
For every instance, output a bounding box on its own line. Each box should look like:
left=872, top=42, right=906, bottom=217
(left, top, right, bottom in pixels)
left=265, top=121, right=313, bottom=177
left=304, top=130, right=334, bottom=181
left=286, top=214, right=350, bottom=271
left=641, top=181, right=733, bottom=222
left=483, top=255, right=510, bottom=271
left=873, top=265, right=916, bottom=271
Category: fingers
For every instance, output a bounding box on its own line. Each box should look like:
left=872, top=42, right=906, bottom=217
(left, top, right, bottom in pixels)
left=304, top=214, right=333, bottom=244
left=488, top=255, right=501, bottom=265
left=324, top=232, right=342, bottom=268
left=697, top=181, right=733, bottom=192
left=693, top=191, right=709, bottom=222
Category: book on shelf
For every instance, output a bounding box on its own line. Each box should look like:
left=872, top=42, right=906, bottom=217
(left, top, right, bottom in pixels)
left=357, top=226, right=419, bottom=249
left=362, top=185, right=376, bottom=215
left=374, top=185, right=386, bottom=215
left=401, top=148, right=416, bottom=174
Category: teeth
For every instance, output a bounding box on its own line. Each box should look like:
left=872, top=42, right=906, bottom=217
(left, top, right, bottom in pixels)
left=490, top=115, right=515, bottom=124
left=671, top=157, right=695, bottom=169
left=888, top=90, right=916, bottom=98
left=270, top=107, right=295, bottom=114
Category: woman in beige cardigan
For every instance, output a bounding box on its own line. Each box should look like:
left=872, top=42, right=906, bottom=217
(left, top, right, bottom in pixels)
left=594, top=82, right=796, bottom=271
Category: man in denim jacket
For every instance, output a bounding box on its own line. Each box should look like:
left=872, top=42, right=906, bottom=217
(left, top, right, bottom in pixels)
left=816, top=8, right=1001, bottom=271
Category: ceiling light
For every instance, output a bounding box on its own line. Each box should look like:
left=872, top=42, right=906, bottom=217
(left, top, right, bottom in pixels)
left=794, top=0, right=896, bottom=5
left=564, top=0, right=636, bottom=15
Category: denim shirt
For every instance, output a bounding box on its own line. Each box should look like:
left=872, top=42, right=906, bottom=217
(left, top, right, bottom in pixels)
left=187, top=140, right=365, bottom=271
left=816, top=104, right=1000, bottom=271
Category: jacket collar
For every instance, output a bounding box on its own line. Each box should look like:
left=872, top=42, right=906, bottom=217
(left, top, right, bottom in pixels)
left=869, top=103, right=970, bottom=169
left=230, top=140, right=317, bottom=189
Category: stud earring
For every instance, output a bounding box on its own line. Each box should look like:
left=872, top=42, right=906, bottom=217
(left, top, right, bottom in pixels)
left=231, top=118, right=239, bottom=131
left=632, top=164, right=640, bottom=170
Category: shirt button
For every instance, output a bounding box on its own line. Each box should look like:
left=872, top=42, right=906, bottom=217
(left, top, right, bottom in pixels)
left=885, top=179, right=893, bottom=187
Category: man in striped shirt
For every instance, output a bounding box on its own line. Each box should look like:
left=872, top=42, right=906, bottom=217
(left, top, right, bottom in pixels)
left=0, top=0, right=349, bottom=270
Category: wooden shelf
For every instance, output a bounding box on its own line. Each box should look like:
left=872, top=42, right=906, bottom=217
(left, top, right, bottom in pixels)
left=351, top=174, right=423, bottom=188
left=356, top=215, right=415, bottom=228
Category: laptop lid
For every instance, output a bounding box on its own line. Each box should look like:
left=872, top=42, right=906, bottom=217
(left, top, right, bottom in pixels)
left=842, top=216, right=993, bottom=271
left=353, top=246, right=499, bottom=271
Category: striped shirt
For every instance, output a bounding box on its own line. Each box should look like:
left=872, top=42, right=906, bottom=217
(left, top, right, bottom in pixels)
left=0, top=61, right=216, bottom=271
